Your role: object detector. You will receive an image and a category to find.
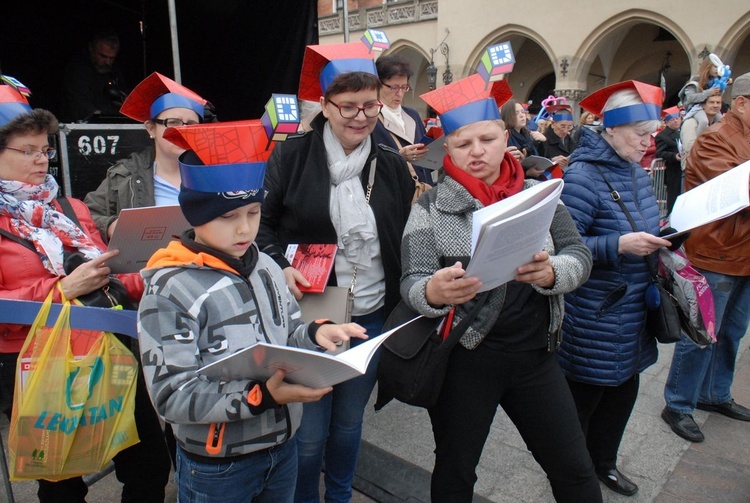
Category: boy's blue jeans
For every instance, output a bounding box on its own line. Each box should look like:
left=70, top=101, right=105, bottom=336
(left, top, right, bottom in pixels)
left=665, top=270, right=750, bottom=413
left=294, top=308, right=385, bottom=503
left=176, top=438, right=297, bottom=503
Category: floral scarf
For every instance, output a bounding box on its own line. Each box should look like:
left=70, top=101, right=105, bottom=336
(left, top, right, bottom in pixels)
left=0, top=175, right=101, bottom=275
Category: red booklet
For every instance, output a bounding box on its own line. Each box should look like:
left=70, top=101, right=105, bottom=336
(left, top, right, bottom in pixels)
left=285, top=244, right=338, bottom=293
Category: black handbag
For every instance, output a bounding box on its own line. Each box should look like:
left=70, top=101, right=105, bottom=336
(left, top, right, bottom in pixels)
left=594, top=167, right=681, bottom=343
left=374, top=292, right=489, bottom=410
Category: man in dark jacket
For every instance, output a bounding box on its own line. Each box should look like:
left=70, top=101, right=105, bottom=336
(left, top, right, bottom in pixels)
left=655, top=107, right=683, bottom=214
left=544, top=105, right=577, bottom=170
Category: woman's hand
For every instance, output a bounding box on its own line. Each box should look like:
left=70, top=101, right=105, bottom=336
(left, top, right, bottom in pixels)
left=530, top=130, right=547, bottom=142
left=425, top=262, right=482, bottom=307
left=283, top=266, right=310, bottom=300
left=551, top=155, right=569, bottom=168
left=399, top=143, right=428, bottom=163
left=107, top=218, right=118, bottom=239
left=506, top=146, right=524, bottom=161
left=515, top=251, right=555, bottom=288
left=314, top=323, right=368, bottom=352
left=617, top=232, right=672, bottom=256
left=266, top=370, right=332, bottom=404
left=59, top=249, right=119, bottom=299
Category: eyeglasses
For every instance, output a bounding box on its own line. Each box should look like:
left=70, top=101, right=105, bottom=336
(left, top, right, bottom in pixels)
left=327, top=100, right=383, bottom=119
left=153, top=118, right=200, bottom=128
left=2, top=146, right=57, bottom=160
left=382, top=82, right=411, bottom=93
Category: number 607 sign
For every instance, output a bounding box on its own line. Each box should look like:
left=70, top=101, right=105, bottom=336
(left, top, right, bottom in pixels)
left=77, top=135, right=121, bottom=156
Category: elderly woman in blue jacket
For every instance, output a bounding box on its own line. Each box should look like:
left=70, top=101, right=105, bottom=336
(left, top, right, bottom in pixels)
left=558, top=81, right=671, bottom=497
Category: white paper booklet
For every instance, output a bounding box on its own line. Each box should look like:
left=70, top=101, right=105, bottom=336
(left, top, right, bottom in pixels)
left=465, top=178, right=564, bottom=292
left=107, top=205, right=190, bottom=273
left=666, top=160, right=750, bottom=238
left=197, top=316, right=421, bottom=388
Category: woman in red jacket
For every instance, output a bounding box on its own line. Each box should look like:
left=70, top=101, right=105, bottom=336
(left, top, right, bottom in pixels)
left=0, top=83, right=170, bottom=502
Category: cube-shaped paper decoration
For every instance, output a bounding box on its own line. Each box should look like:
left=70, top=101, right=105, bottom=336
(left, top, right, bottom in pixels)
left=361, top=29, right=390, bottom=53
left=476, top=42, right=515, bottom=84
left=1, top=75, right=31, bottom=97
left=261, top=94, right=300, bottom=141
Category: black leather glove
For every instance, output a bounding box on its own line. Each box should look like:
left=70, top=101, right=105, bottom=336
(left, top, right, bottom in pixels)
left=659, top=226, right=690, bottom=252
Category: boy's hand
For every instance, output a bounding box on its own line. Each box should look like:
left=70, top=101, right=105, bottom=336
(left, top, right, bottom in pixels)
left=283, top=266, right=311, bottom=300
left=314, top=323, right=367, bottom=352
left=266, top=370, right=331, bottom=404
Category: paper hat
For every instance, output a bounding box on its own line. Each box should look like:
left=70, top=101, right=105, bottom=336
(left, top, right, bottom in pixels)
left=0, top=76, right=32, bottom=127
left=548, top=104, right=573, bottom=122
left=298, top=42, right=378, bottom=101
left=120, top=72, right=208, bottom=122
left=164, top=121, right=271, bottom=226
left=419, top=73, right=512, bottom=135
left=580, top=80, right=662, bottom=128
left=662, top=106, right=681, bottom=121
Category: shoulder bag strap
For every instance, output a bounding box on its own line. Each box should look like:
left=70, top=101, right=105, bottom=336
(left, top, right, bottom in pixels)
left=55, top=196, right=82, bottom=228
left=348, top=158, right=378, bottom=302
left=441, top=291, right=491, bottom=349
left=0, top=227, right=37, bottom=252
left=593, top=165, right=659, bottom=277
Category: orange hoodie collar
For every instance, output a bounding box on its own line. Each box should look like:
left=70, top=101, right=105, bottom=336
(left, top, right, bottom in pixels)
left=146, top=240, right=239, bottom=275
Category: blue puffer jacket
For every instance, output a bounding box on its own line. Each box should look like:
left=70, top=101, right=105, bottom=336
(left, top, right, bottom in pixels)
left=558, top=128, right=659, bottom=386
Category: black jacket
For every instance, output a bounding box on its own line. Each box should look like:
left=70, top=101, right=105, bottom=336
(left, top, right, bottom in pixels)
left=655, top=127, right=681, bottom=171
left=545, top=128, right=577, bottom=159
left=258, top=113, right=415, bottom=315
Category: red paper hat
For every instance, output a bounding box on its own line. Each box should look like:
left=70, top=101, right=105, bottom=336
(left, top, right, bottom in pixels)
left=580, top=80, right=662, bottom=128
left=419, top=73, right=512, bottom=135
left=165, top=121, right=271, bottom=225
left=0, top=85, right=32, bottom=127
left=298, top=42, right=377, bottom=101
left=662, top=106, right=681, bottom=120
left=120, top=72, right=208, bottom=122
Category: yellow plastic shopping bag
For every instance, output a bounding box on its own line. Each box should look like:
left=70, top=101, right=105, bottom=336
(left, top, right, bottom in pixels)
left=8, top=287, right=139, bottom=481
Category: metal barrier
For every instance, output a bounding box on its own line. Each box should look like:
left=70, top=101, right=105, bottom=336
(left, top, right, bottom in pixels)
left=647, top=157, right=668, bottom=219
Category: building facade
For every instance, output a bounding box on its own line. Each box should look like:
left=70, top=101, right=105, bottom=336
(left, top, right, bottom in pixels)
left=318, top=0, right=750, bottom=118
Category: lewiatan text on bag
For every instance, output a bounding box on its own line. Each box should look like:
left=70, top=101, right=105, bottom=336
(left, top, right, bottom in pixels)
left=8, top=287, right=139, bottom=481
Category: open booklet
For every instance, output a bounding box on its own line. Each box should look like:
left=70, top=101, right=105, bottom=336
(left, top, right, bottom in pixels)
left=107, top=205, right=190, bottom=274
left=664, top=160, right=750, bottom=238
left=521, top=155, right=557, bottom=172
left=197, top=316, right=421, bottom=388
left=465, top=178, right=564, bottom=292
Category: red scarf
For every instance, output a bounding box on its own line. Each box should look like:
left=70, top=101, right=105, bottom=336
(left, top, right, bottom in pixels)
left=442, top=152, right=526, bottom=206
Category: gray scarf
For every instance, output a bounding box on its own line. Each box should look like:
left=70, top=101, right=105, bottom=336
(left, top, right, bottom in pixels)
left=323, top=122, right=375, bottom=268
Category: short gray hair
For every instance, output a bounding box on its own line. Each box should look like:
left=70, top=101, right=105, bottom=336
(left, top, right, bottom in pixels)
left=602, top=89, right=660, bottom=132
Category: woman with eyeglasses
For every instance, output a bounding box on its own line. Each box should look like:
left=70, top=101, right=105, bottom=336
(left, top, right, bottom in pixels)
left=257, top=43, right=414, bottom=503
left=373, top=54, right=433, bottom=185
left=0, top=82, right=167, bottom=502
left=85, top=72, right=208, bottom=240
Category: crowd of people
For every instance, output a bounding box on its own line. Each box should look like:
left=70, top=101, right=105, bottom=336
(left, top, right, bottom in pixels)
left=0, top=36, right=749, bottom=503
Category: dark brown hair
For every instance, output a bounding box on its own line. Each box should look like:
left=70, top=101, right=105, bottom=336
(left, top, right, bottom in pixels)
left=376, top=54, right=413, bottom=82
left=324, top=72, right=381, bottom=101
left=0, top=109, right=59, bottom=150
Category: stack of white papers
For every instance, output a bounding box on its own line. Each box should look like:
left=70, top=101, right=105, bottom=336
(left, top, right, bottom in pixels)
left=465, top=178, right=564, bottom=292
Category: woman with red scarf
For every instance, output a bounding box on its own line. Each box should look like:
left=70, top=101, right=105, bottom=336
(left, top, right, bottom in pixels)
left=399, top=73, right=601, bottom=502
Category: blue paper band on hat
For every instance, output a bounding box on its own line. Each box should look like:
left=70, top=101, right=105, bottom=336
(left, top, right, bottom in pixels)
left=553, top=112, right=573, bottom=121
left=440, top=99, right=502, bottom=135
left=664, top=112, right=680, bottom=121
left=603, top=103, right=661, bottom=128
left=0, top=102, right=32, bottom=127
left=319, top=58, right=378, bottom=95
left=150, top=93, right=205, bottom=120
left=179, top=160, right=267, bottom=193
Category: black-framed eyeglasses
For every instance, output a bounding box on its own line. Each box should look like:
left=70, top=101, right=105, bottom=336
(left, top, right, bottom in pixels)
left=327, top=100, right=383, bottom=119
left=2, top=146, right=57, bottom=160
left=381, top=82, right=411, bottom=93
left=153, top=118, right=200, bottom=128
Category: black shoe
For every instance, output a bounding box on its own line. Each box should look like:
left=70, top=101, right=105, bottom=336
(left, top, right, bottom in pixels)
left=597, top=468, right=639, bottom=496
left=696, top=400, right=750, bottom=421
left=661, top=406, right=705, bottom=442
